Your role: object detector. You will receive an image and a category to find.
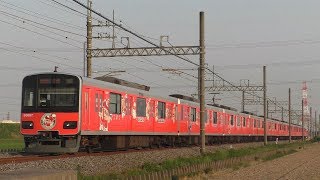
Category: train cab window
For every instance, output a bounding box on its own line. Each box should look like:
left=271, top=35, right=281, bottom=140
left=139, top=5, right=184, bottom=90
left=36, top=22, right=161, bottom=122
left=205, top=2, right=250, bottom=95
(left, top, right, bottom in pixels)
left=23, top=89, right=35, bottom=107
left=190, top=107, right=196, bottom=122
left=136, top=98, right=146, bottom=117
left=230, top=115, right=234, bottom=126
left=109, top=93, right=121, bottom=114
left=213, top=112, right=217, bottom=124
left=158, top=101, right=166, bottom=119
left=243, top=117, right=246, bottom=127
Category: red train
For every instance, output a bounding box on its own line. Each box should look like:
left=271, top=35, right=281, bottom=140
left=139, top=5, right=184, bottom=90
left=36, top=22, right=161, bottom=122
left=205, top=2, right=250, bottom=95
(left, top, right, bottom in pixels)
left=20, top=72, right=308, bottom=153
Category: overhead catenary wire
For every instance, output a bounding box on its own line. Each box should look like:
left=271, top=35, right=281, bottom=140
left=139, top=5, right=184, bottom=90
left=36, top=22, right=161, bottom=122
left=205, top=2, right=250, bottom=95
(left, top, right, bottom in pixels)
left=0, top=0, right=85, bottom=31
left=0, top=47, right=83, bottom=71
left=0, top=18, right=82, bottom=49
left=207, top=39, right=320, bottom=50
left=0, top=10, right=85, bottom=38
left=0, top=41, right=70, bottom=61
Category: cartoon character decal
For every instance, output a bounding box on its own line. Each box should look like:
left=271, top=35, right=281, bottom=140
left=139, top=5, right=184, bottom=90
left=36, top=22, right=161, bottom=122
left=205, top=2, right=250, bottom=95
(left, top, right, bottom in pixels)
left=40, top=113, right=56, bottom=130
left=98, top=92, right=111, bottom=131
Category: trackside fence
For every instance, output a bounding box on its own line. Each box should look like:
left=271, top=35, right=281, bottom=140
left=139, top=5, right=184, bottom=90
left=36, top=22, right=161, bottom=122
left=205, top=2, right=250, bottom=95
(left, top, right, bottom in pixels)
left=125, top=151, right=277, bottom=180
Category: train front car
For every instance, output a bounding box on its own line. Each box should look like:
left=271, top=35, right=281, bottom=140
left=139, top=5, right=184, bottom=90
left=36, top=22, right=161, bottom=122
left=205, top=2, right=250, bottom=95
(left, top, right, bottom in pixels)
left=20, top=73, right=81, bottom=153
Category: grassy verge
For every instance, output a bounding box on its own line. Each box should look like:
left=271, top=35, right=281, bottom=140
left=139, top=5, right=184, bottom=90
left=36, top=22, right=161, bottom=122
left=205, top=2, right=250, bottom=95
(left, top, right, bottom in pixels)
left=0, top=139, right=24, bottom=150
left=262, top=149, right=297, bottom=161
left=0, top=123, right=24, bottom=150
left=79, top=141, right=308, bottom=180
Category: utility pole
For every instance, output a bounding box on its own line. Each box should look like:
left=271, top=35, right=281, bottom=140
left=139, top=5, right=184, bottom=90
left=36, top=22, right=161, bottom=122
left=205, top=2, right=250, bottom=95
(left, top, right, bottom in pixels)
left=310, top=107, right=312, bottom=138
left=302, top=100, right=304, bottom=141
left=318, top=114, right=320, bottom=137
left=83, top=42, right=86, bottom=77
left=263, top=65, right=267, bottom=145
left=266, top=100, right=269, bottom=118
left=86, top=0, right=92, bottom=78
left=6, top=112, right=9, bottom=120
left=242, top=91, right=245, bottom=112
left=315, top=111, right=317, bottom=137
left=288, top=88, right=291, bottom=143
left=316, top=114, right=320, bottom=136
left=199, top=11, right=205, bottom=155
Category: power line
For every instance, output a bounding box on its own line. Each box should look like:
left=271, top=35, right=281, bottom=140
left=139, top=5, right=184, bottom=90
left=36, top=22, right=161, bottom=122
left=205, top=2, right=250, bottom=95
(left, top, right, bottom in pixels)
left=0, top=41, right=73, bottom=62
left=44, top=0, right=87, bottom=18
left=0, top=18, right=82, bottom=49
left=0, top=46, right=82, bottom=71
left=0, top=0, right=85, bottom=31
left=0, top=10, right=85, bottom=38
left=207, top=39, right=320, bottom=50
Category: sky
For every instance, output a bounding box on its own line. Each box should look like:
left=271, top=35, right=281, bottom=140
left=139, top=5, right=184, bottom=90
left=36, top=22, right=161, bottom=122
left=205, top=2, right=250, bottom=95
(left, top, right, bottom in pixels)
left=0, top=0, right=320, bottom=123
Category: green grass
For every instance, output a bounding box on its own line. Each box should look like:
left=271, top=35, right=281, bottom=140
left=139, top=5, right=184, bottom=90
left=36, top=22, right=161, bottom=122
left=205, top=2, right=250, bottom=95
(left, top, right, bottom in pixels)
left=262, top=149, right=298, bottom=161
left=0, top=139, right=24, bottom=150
left=0, top=123, right=22, bottom=139
left=79, top=141, right=307, bottom=179
left=0, top=123, right=24, bottom=150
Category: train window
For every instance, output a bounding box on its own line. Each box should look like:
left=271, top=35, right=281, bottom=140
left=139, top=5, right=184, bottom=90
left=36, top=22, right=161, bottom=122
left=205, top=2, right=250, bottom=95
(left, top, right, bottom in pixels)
left=190, top=107, right=196, bottom=122
left=204, top=111, right=208, bottom=123
left=254, top=120, right=257, bottom=128
left=243, top=117, right=246, bottom=127
left=85, top=92, right=88, bottom=110
left=23, top=89, right=35, bottom=107
left=136, top=98, right=146, bottom=117
left=125, top=96, right=131, bottom=115
left=230, top=115, right=234, bottom=126
left=213, top=112, right=217, bottom=124
left=237, top=116, right=241, bottom=126
left=181, top=106, right=184, bottom=120
left=109, top=93, right=121, bottom=114
left=158, top=101, right=166, bottom=119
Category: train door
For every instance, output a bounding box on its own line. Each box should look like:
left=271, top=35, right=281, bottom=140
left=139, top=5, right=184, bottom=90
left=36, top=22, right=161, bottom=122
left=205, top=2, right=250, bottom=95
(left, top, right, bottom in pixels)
left=82, top=88, right=91, bottom=130
left=188, top=107, right=191, bottom=136
left=176, top=103, right=181, bottom=134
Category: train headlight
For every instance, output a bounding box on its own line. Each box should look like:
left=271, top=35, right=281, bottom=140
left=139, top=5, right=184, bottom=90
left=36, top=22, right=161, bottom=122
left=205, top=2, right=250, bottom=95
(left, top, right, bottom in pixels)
left=22, top=121, right=34, bottom=129
left=63, top=121, right=77, bottom=129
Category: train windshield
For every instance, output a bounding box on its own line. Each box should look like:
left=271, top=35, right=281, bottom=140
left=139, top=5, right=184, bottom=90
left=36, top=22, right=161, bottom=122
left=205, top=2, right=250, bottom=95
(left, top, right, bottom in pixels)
left=22, top=74, right=80, bottom=112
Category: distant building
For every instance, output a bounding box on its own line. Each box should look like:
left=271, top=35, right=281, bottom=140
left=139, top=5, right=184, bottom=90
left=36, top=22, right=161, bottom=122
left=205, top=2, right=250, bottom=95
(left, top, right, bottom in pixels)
left=0, top=120, right=20, bottom=124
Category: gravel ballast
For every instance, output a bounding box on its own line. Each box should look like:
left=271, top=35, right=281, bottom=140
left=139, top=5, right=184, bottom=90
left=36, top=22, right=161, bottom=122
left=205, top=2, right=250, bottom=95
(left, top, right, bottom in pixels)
left=0, top=142, right=264, bottom=175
